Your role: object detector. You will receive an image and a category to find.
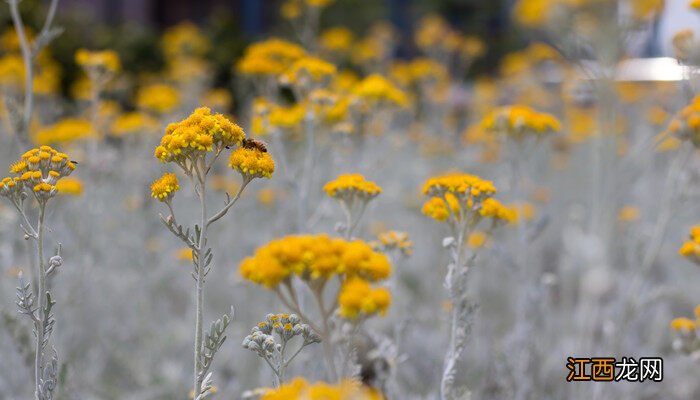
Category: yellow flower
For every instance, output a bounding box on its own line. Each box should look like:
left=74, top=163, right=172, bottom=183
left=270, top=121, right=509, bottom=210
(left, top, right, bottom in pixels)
left=2, top=146, right=75, bottom=203
left=338, top=277, right=391, bottom=319
left=665, top=95, right=700, bottom=147
left=692, top=0, right=700, bottom=10
left=422, top=173, right=497, bottom=198
left=320, top=27, right=354, bottom=52
left=154, top=107, right=245, bottom=163
left=229, top=147, right=275, bottom=179
left=236, top=38, right=305, bottom=77
left=240, top=234, right=391, bottom=288
left=353, top=74, right=408, bottom=107
left=617, top=206, right=640, bottom=222
left=262, top=378, right=381, bottom=400
left=374, top=230, right=413, bottom=256
left=480, top=198, right=517, bottom=223
left=284, top=56, right=337, bottom=85
left=55, top=177, right=83, bottom=196
left=679, top=224, right=700, bottom=265
left=269, top=103, right=306, bottom=129
left=257, top=187, right=277, bottom=207
left=421, top=194, right=460, bottom=222
left=34, top=118, right=93, bottom=145
left=482, top=105, right=561, bottom=140
left=162, top=21, right=210, bottom=60
left=150, top=173, right=180, bottom=202
left=323, top=173, right=381, bottom=200
left=136, top=84, right=181, bottom=114
left=513, top=0, right=556, bottom=28
left=110, top=112, right=158, bottom=137
left=467, top=231, right=488, bottom=249
left=176, top=248, right=194, bottom=262
left=75, top=48, right=121, bottom=74
left=670, top=317, right=696, bottom=331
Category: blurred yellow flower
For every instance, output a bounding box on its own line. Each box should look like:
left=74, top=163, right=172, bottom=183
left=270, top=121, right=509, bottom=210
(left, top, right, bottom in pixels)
left=338, top=277, right=391, bottom=319
left=136, top=84, right=181, bottom=114
left=75, top=48, right=121, bottom=74
left=55, top=177, right=83, bottom=196
left=617, top=206, right=640, bottom=222
left=320, top=27, right=354, bottom=52
left=34, top=118, right=93, bottom=145
left=162, top=21, right=210, bottom=59
left=467, top=231, right=488, bottom=249
left=110, top=112, right=159, bottom=137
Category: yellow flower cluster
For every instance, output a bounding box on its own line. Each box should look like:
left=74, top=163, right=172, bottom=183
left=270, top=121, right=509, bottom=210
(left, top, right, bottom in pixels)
left=421, top=173, right=515, bottom=225
left=338, top=277, right=391, bottom=319
left=679, top=225, right=700, bottom=265
left=229, top=147, right=275, bottom=179
left=414, top=15, right=485, bottom=59
left=284, top=56, right=337, bottom=85
left=110, top=112, right=158, bottom=137
left=240, top=234, right=391, bottom=288
left=693, top=0, right=700, bottom=10
left=391, top=58, right=448, bottom=86
left=34, top=118, right=93, bottom=145
left=353, top=74, right=408, bottom=107
left=372, top=230, right=413, bottom=256
left=481, top=105, right=561, bottom=140
left=137, top=84, right=181, bottom=114
left=665, top=95, right=700, bottom=147
left=261, top=377, right=382, bottom=400
left=480, top=198, right=517, bottom=223
left=236, top=38, right=305, bottom=77
left=670, top=305, right=700, bottom=331
left=154, top=107, right=245, bottom=163
left=0, top=146, right=76, bottom=203
left=269, top=103, right=306, bottom=129
left=162, top=22, right=210, bottom=60
left=320, top=27, right=354, bottom=52
left=150, top=173, right=180, bottom=202
left=422, top=173, right=497, bottom=198
left=75, top=48, right=121, bottom=74
left=323, top=174, right=381, bottom=200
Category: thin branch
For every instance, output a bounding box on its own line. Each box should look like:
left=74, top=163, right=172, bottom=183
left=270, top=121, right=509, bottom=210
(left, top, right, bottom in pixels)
left=206, top=179, right=250, bottom=228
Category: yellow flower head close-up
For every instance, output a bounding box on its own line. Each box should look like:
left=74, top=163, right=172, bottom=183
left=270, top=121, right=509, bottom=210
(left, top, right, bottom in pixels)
left=150, top=173, right=180, bottom=202
left=154, top=107, right=245, bottom=163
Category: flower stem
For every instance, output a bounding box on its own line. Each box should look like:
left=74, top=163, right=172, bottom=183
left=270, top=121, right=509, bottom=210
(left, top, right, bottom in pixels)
left=193, top=174, right=208, bottom=396
left=34, top=204, right=46, bottom=400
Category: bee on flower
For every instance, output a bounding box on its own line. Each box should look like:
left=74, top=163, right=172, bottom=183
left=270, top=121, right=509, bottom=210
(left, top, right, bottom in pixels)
left=152, top=107, right=273, bottom=399
left=0, top=145, right=75, bottom=399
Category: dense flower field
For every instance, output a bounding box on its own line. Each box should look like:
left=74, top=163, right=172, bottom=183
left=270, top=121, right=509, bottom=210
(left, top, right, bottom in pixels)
left=1, top=0, right=700, bottom=399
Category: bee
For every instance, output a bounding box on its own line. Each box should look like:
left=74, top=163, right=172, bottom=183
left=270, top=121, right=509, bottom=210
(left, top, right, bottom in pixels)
left=70, top=160, right=80, bottom=165
left=241, top=138, right=268, bottom=153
